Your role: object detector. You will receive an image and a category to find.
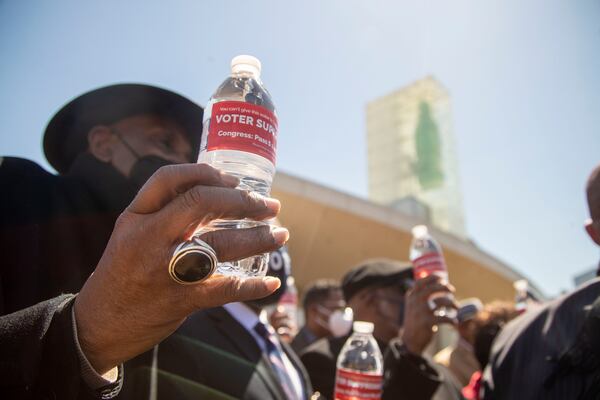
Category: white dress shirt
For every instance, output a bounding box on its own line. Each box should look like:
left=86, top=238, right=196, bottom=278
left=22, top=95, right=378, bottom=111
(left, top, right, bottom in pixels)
left=223, top=302, right=305, bottom=400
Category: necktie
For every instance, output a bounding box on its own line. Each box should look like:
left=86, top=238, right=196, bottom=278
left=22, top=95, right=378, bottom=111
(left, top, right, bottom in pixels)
left=254, top=321, right=301, bottom=400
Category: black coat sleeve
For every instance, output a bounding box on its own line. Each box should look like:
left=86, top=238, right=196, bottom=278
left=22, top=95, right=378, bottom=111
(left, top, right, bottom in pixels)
left=0, top=294, right=99, bottom=400
left=382, top=339, right=443, bottom=400
left=300, top=349, right=337, bottom=400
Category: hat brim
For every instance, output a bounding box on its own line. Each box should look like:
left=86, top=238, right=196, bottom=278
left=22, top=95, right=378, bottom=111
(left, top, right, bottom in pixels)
left=342, top=258, right=414, bottom=302
left=43, top=83, right=204, bottom=174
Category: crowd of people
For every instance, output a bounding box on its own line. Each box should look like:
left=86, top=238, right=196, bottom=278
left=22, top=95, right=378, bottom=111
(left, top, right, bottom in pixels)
left=0, top=83, right=599, bottom=400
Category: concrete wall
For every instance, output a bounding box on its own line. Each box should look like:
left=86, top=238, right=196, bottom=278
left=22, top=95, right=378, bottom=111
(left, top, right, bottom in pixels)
left=272, top=172, right=541, bottom=303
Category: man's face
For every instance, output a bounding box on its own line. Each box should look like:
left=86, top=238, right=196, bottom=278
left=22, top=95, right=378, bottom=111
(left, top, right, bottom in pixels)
left=311, top=289, right=346, bottom=326
left=99, top=114, right=192, bottom=177
left=368, top=285, right=406, bottom=344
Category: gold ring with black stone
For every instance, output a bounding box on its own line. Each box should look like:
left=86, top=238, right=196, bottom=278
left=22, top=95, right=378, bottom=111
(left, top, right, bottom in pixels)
left=168, top=237, right=218, bottom=284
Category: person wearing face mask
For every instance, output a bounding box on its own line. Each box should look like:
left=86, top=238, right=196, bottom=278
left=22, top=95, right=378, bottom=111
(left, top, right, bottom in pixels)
left=119, top=245, right=315, bottom=400
left=300, top=258, right=460, bottom=400
left=291, top=279, right=352, bottom=354
left=0, top=83, right=201, bottom=317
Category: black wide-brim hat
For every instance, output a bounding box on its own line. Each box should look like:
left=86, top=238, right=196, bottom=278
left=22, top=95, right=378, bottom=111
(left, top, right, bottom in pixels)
left=43, top=83, right=204, bottom=174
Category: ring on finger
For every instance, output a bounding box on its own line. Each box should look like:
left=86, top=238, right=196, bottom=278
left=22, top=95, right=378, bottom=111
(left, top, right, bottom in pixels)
left=168, top=237, right=218, bottom=284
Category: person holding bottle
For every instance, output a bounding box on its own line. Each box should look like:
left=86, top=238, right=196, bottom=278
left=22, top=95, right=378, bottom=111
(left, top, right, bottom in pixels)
left=0, top=161, right=287, bottom=399
left=0, top=83, right=203, bottom=316
left=120, top=245, right=314, bottom=400
left=300, top=259, right=459, bottom=400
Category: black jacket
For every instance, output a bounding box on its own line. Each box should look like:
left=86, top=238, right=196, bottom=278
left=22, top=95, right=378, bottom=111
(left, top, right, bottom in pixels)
left=300, top=334, right=446, bottom=400
left=291, top=326, right=318, bottom=355
left=0, top=155, right=135, bottom=315
left=0, top=294, right=100, bottom=399
left=121, top=306, right=313, bottom=400
left=482, top=278, right=600, bottom=400
left=0, top=155, right=133, bottom=398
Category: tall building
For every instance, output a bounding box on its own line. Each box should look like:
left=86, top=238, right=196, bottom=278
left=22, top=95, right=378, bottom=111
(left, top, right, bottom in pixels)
left=367, top=76, right=466, bottom=237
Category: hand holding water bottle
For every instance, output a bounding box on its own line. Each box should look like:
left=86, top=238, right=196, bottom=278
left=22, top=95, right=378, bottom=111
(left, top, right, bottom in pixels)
left=409, top=225, right=457, bottom=319
left=170, top=55, right=279, bottom=282
left=400, top=274, right=457, bottom=355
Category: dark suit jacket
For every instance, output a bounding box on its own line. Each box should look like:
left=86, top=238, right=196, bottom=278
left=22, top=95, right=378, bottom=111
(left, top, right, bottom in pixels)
left=121, top=306, right=313, bottom=400
left=0, top=294, right=99, bottom=399
left=482, top=278, right=600, bottom=400
left=0, top=155, right=135, bottom=315
left=300, top=334, right=445, bottom=400
left=291, top=326, right=318, bottom=355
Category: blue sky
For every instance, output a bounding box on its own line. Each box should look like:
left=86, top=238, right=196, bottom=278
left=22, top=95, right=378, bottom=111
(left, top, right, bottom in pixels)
left=1, top=0, right=599, bottom=296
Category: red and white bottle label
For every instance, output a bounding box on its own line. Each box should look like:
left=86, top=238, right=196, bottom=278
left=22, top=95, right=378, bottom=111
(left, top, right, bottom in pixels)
left=207, top=100, right=278, bottom=165
left=413, top=253, right=447, bottom=280
left=278, top=291, right=297, bottom=306
left=334, top=368, right=382, bottom=400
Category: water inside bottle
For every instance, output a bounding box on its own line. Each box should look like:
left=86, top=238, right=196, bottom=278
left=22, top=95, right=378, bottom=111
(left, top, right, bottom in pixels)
left=194, top=58, right=277, bottom=278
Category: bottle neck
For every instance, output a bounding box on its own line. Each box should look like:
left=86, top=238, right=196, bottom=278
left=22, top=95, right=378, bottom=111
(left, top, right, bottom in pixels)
left=352, top=331, right=374, bottom=339
left=231, top=71, right=260, bottom=80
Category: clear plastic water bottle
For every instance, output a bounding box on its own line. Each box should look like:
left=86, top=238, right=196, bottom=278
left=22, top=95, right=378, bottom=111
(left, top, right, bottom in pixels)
left=513, top=279, right=529, bottom=314
left=197, top=54, right=278, bottom=277
left=274, top=276, right=299, bottom=338
left=409, top=225, right=457, bottom=319
left=334, top=321, right=383, bottom=400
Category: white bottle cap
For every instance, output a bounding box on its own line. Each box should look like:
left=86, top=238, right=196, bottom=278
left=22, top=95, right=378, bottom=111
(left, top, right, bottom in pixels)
left=411, top=225, right=429, bottom=238
left=353, top=321, right=374, bottom=334
left=513, top=279, right=528, bottom=293
left=231, top=55, right=261, bottom=78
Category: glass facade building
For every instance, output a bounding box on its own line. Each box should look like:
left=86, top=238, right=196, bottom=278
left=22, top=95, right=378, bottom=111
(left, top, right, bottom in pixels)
left=367, top=76, right=466, bottom=237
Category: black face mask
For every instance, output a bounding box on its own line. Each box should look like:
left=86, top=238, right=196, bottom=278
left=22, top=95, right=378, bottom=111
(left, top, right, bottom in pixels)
left=246, top=246, right=291, bottom=309
left=112, top=129, right=174, bottom=189
left=128, top=155, right=172, bottom=189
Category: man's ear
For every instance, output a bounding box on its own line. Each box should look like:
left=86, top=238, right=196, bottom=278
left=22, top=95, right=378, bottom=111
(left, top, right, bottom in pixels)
left=585, top=219, right=600, bottom=246
left=87, top=125, right=115, bottom=162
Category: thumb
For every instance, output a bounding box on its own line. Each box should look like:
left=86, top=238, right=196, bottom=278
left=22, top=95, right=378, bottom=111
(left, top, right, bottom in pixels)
left=188, top=276, right=281, bottom=309
left=231, top=277, right=281, bottom=303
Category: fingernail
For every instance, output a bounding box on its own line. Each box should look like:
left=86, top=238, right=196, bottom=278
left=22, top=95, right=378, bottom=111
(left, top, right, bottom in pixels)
left=263, top=277, right=281, bottom=291
left=271, top=227, right=290, bottom=244
left=264, top=197, right=281, bottom=212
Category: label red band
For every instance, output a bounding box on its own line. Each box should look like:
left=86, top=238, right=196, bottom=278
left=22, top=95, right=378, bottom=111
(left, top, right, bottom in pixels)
left=334, top=368, right=382, bottom=400
left=413, top=253, right=447, bottom=279
left=207, top=100, right=278, bottom=165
